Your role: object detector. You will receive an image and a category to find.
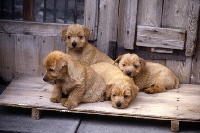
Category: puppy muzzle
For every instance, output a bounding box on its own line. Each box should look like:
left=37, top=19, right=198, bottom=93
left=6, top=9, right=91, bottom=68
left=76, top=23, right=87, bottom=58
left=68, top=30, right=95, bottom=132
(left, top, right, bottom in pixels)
left=72, top=41, right=77, bottom=48
left=116, top=101, right=121, bottom=108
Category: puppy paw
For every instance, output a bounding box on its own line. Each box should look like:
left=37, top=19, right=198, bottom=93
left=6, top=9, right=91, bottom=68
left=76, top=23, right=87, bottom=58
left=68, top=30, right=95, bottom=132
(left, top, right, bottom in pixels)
left=50, top=97, right=61, bottom=103
left=99, top=96, right=105, bottom=102
left=61, top=98, right=68, bottom=105
left=63, top=100, right=78, bottom=109
left=144, top=88, right=154, bottom=94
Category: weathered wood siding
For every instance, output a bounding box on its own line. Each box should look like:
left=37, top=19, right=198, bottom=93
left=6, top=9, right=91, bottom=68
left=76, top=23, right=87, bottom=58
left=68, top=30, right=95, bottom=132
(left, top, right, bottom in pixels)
left=0, top=20, right=67, bottom=83
left=0, top=0, right=200, bottom=85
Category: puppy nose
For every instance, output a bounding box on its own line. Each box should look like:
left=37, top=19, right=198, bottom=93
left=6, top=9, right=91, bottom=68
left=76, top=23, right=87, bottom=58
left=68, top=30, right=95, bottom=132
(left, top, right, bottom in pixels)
left=126, top=71, right=131, bottom=76
left=43, top=77, right=47, bottom=82
left=116, top=101, right=121, bottom=107
left=72, top=41, right=77, bottom=48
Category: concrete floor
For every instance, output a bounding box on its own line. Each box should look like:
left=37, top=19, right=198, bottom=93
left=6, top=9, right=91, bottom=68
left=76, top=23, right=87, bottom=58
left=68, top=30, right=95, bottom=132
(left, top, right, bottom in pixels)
left=0, top=84, right=200, bottom=133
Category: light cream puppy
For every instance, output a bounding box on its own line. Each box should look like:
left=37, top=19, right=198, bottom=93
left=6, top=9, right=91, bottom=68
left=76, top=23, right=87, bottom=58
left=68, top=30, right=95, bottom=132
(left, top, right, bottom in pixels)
left=62, top=24, right=114, bottom=65
left=91, top=62, right=139, bottom=109
left=115, top=53, right=179, bottom=94
left=43, top=51, right=106, bottom=109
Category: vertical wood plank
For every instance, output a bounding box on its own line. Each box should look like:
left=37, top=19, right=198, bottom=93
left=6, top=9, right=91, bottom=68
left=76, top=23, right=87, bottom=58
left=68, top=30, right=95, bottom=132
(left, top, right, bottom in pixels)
left=84, top=0, right=98, bottom=41
left=185, top=0, right=200, bottom=56
left=191, top=20, right=200, bottom=84
left=15, top=35, right=25, bottom=77
left=31, top=108, right=41, bottom=120
left=38, top=36, right=55, bottom=76
left=162, top=0, right=192, bottom=83
left=162, top=0, right=188, bottom=29
left=97, top=0, right=119, bottom=54
left=117, top=0, right=138, bottom=49
left=0, top=34, right=15, bottom=82
left=137, top=0, right=165, bottom=65
left=137, top=0, right=163, bottom=27
left=15, top=35, right=40, bottom=77
left=54, top=37, right=66, bottom=53
left=0, top=34, right=2, bottom=77
left=23, top=0, right=34, bottom=21
left=171, top=120, right=179, bottom=132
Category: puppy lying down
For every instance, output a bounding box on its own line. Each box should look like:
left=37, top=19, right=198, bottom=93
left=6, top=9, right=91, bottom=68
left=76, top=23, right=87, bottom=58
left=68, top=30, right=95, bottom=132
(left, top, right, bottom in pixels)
left=91, top=62, right=139, bottom=109
left=43, top=51, right=106, bottom=109
left=115, top=53, right=179, bottom=94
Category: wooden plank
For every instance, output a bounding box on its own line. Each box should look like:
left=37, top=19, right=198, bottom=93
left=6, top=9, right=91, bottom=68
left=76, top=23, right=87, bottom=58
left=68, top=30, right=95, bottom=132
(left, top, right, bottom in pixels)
left=191, top=18, right=200, bottom=84
left=162, top=0, right=188, bottom=29
left=23, top=0, right=34, bottom=21
left=137, top=0, right=163, bottom=27
left=54, top=37, right=66, bottom=53
left=166, top=58, right=192, bottom=84
left=14, top=35, right=40, bottom=77
left=0, top=34, right=15, bottom=82
left=32, top=108, right=41, bottom=120
left=162, top=0, right=192, bottom=84
left=136, top=26, right=186, bottom=50
left=136, top=0, right=166, bottom=64
left=84, top=0, right=98, bottom=41
left=117, top=0, right=138, bottom=50
left=38, top=36, right=55, bottom=76
left=0, top=34, right=2, bottom=77
left=171, top=120, right=179, bottom=132
left=97, top=0, right=119, bottom=55
left=116, top=47, right=186, bottom=61
left=0, top=20, right=69, bottom=37
left=150, top=48, right=173, bottom=54
left=185, top=0, right=200, bottom=56
left=0, top=75, right=200, bottom=123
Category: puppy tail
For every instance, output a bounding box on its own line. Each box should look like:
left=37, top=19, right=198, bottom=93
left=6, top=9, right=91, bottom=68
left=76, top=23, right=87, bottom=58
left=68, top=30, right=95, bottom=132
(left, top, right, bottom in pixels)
left=174, top=77, right=179, bottom=89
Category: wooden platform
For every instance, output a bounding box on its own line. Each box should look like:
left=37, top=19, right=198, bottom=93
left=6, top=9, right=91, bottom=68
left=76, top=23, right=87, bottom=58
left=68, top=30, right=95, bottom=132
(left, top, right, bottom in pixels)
left=0, top=75, right=200, bottom=132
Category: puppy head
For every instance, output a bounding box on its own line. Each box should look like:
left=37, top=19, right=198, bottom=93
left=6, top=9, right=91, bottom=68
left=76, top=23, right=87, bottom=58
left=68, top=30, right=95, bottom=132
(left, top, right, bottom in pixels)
left=108, top=82, right=138, bottom=109
left=43, top=51, right=68, bottom=84
left=62, top=24, right=92, bottom=50
left=114, top=53, right=146, bottom=78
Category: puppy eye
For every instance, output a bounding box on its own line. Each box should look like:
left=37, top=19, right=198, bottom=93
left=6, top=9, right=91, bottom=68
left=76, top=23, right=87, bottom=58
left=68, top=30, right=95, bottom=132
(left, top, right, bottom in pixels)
left=123, top=64, right=126, bottom=67
left=134, top=65, right=138, bottom=68
left=112, top=94, right=116, bottom=97
left=67, top=36, right=71, bottom=39
left=49, top=69, right=54, bottom=72
left=79, top=36, right=83, bottom=39
left=124, top=95, right=129, bottom=98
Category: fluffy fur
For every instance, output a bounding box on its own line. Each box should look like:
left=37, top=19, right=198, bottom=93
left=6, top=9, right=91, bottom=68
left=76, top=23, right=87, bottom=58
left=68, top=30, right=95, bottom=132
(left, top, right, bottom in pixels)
left=115, top=53, right=179, bottom=94
left=62, top=24, right=114, bottom=65
left=43, top=51, right=106, bottom=109
left=91, top=62, right=139, bottom=109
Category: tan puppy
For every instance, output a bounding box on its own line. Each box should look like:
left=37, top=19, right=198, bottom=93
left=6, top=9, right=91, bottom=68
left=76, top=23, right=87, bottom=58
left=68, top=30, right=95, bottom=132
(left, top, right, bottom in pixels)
left=91, top=62, right=139, bottom=109
left=43, top=51, right=106, bottom=109
left=62, top=24, right=114, bottom=65
left=115, top=53, right=179, bottom=94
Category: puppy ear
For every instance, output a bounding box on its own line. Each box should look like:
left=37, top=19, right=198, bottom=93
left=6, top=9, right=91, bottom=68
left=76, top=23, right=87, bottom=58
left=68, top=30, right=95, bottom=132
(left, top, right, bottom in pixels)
left=55, top=58, right=67, bottom=71
left=114, top=55, right=123, bottom=65
left=131, top=85, right=139, bottom=99
left=62, top=28, right=68, bottom=39
left=83, top=26, right=92, bottom=40
left=139, top=57, right=146, bottom=71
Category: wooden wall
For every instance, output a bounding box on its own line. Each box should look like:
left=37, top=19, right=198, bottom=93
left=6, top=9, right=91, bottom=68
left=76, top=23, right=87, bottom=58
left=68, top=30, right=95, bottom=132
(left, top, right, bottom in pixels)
left=0, top=20, right=67, bottom=83
left=96, top=0, right=200, bottom=84
left=0, top=0, right=200, bottom=85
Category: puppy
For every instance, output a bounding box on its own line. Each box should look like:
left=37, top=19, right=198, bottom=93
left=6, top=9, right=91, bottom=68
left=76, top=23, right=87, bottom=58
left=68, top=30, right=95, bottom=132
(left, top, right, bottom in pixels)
left=115, top=53, right=179, bottom=94
left=91, top=62, right=139, bottom=109
left=43, top=51, right=106, bottom=109
left=62, top=24, right=114, bottom=65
